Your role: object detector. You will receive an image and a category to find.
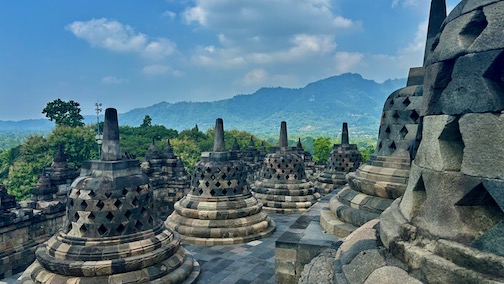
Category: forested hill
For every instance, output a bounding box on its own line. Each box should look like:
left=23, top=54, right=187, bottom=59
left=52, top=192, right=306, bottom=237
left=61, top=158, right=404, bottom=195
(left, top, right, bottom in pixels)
left=118, top=73, right=405, bottom=136
left=0, top=73, right=406, bottom=137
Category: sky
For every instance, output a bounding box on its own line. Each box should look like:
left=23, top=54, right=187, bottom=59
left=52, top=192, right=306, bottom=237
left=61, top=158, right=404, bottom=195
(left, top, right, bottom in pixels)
left=0, top=0, right=459, bottom=121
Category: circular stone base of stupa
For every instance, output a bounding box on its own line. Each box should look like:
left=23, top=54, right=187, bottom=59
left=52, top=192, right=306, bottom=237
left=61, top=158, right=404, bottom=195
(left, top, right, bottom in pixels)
left=166, top=194, right=276, bottom=245
left=19, top=214, right=200, bottom=284
left=252, top=180, right=321, bottom=214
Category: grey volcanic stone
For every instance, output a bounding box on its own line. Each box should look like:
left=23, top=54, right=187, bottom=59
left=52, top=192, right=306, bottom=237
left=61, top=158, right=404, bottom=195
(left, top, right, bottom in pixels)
left=298, top=249, right=336, bottom=284
left=459, top=113, right=504, bottom=179
left=364, top=266, right=422, bottom=284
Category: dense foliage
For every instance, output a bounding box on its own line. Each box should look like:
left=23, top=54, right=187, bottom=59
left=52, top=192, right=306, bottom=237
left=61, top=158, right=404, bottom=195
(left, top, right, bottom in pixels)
left=42, top=99, right=84, bottom=127
left=0, top=114, right=375, bottom=201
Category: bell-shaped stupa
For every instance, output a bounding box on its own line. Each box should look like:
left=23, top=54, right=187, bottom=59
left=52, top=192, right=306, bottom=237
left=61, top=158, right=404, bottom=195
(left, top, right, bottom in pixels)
left=316, top=123, right=362, bottom=194
left=166, top=118, right=276, bottom=245
left=19, top=108, right=200, bottom=283
left=252, top=121, right=320, bottom=213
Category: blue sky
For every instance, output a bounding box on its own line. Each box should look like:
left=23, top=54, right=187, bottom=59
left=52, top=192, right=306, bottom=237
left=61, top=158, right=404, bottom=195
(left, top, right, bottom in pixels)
left=0, top=0, right=459, bottom=120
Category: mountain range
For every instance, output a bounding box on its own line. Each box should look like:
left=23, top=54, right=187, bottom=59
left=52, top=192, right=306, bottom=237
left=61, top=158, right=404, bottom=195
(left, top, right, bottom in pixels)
left=0, top=73, right=406, bottom=138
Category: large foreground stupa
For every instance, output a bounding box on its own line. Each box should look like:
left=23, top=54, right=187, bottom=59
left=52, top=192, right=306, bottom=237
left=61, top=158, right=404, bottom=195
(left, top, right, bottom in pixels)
left=19, top=108, right=200, bottom=283
left=308, top=0, right=504, bottom=282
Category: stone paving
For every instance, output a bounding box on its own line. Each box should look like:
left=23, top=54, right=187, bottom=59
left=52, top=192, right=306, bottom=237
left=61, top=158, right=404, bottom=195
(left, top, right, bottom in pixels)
left=183, top=212, right=298, bottom=284
left=1, top=212, right=298, bottom=284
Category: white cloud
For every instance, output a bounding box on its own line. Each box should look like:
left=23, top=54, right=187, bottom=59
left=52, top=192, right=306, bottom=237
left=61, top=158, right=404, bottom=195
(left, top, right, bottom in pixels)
left=162, top=10, right=177, bottom=20
left=142, top=64, right=184, bottom=76
left=242, top=68, right=268, bottom=85
left=334, top=52, right=364, bottom=73
left=183, top=0, right=356, bottom=68
left=101, top=76, right=127, bottom=84
left=183, top=6, right=207, bottom=25
left=66, top=18, right=176, bottom=59
left=334, top=16, right=354, bottom=28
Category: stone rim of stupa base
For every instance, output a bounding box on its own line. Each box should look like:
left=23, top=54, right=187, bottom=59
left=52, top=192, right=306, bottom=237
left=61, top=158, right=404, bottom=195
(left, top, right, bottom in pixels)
left=167, top=193, right=276, bottom=245
left=20, top=246, right=200, bottom=284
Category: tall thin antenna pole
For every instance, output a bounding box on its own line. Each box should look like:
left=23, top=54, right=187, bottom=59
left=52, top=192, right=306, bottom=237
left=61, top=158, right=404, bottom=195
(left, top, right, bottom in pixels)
left=95, top=102, right=103, bottom=157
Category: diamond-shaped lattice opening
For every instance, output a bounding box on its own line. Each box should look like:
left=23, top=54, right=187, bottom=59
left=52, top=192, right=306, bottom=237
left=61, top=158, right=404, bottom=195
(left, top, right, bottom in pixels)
left=122, top=188, right=128, bottom=196
left=106, top=212, right=114, bottom=221
left=389, top=99, right=395, bottom=107
left=116, top=224, right=125, bottom=234
left=222, top=173, right=227, bottom=179
left=125, top=210, right=132, bottom=220
left=215, top=181, right=221, bottom=188
left=222, top=188, right=228, bottom=195
left=75, top=190, right=81, bottom=197
left=114, top=199, right=122, bottom=209
left=80, top=200, right=88, bottom=210
left=227, top=181, right=232, bottom=186
left=294, top=174, right=298, bottom=179
left=98, top=224, right=108, bottom=236
left=69, top=199, right=74, bottom=207
left=198, top=189, right=204, bottom=195
left=210, top=189, right=216, bottom=196
left=410, top=110, right=420, bottom=123
left=286, top=175, right=290, bottom=180
left=79, top=224, right=88, bottom=234
left=135, top=221, right=144, bottom=231
left=136, top=186, right=142, bottom=194
left=392, top=111, right=400, bottom=120
left=389, top=141, right=397, bottom=152
left=205, top=181, right=210, bottom=187
left=67, top=224, right=72, bottom=233
left=211, top=175, right=216, bottom=180
left=132, top=197, right=139, bottom=207
left=206, top=167, right=212, bottom=173
left=400, top=126, right=409, bottom=139
left=200, top=173, right=205, bottom=179
left=74, top=212, right=80, bottom=221
left=233, top=188, right=239, bottom=194
left=403, top=97, right=411, bottom=108
left=96, top=200, right=105, bottom=210
left=89, top=190, right=96, bottom=198
left=378, top=141, right=383, bottom=150
left=141, top=206, right=147, bottom=215
left=105, top=192, right=112, bottom=198
left=459, top=9, right=488, bottom=47
left=89, top=212, right=95, bottom=220
left=456, top=183, right=494, bottom=206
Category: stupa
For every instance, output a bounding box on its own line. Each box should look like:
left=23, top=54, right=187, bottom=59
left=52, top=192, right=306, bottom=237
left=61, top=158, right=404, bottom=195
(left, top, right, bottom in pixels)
left=19, top=108, right=199, bottom=283
left=166, top=118, right=276, bottom=245
left=320, top=68, right=425, bottom=236
left=142, top=140, right=190, bottom=219
left=252, top=121, right=320, bottom=213
left=316, top=123, right=362, bottom=194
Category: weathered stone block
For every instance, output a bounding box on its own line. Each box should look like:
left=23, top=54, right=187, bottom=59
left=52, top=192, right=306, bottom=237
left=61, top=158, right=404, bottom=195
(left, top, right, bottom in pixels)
left=460, top=112, right=504, bottom=179
left=415, top=115, right=464, bottom=171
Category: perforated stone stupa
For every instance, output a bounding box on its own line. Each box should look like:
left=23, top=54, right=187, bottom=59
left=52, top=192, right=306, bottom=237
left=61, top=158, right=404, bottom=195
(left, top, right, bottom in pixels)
left=316, top=123, right=362, bottom=194
left=166, top=118, right=275, bottom=245
left=323, top=1, right=504, bottom=282
left=320, top=67, right=424, bottom=237
left=252, top=121, right=320, bottom=213
left=142, top=140, right=190, bottom=219
left=19, top=108, right=199, bottom=284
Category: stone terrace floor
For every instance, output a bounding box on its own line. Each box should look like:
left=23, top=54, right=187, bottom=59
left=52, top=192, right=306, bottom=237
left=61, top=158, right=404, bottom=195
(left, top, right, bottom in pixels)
left=1, top=213, right=299, bottom=284
left=184, top=212, right=299, bottom=284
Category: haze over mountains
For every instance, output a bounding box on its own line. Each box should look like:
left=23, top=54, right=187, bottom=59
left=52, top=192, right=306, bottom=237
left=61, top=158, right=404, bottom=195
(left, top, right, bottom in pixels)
left=0, top=73, right=405, bottom=137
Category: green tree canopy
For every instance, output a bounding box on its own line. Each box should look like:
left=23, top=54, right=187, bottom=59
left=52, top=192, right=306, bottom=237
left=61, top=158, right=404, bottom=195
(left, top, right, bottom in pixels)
left=42, top=99, right=84, bottom=127
left=141, top=115, right=152, bottom=127
left=313, top=137, right=332, bottom=164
